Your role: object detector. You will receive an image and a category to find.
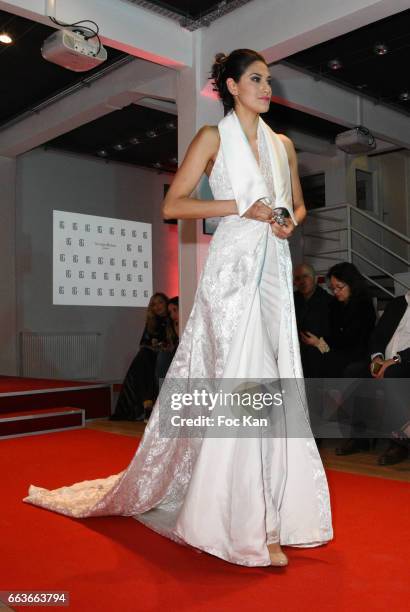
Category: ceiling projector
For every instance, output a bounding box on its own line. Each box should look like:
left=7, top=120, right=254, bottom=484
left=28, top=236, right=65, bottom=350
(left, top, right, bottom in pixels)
left=335, top=126, right=377, bottom=154
left=41, top=28, right=107, bottom=72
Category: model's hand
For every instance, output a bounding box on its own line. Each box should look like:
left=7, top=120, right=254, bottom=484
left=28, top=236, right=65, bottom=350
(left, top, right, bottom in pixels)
left=300, top=331, right=319, bottom=347
left=369, top=356, right=384, bottom=378
left=243, top=201, right=274, bottom=222
left=373, top=358, right=395, bottom=379
left=270, top=218, right=295, bottom=239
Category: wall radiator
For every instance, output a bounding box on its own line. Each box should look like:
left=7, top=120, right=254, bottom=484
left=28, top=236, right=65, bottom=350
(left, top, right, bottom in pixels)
left=20, top=332, right=102, bottom=380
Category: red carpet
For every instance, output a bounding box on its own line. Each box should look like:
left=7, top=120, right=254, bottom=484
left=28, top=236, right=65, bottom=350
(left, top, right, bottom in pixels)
left=0, top=429, right=409, bottom=612
left=0, top=377, right=111, bottom=421
left=0, top=376, right=99, bottom=394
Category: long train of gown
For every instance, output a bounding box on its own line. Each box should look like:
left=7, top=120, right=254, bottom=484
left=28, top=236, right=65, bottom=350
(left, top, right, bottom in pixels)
left=24, top=128, right=333, bottom=567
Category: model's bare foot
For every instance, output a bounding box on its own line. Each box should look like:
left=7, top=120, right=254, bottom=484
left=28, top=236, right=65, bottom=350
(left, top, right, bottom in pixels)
left=268, top=542, right=288, bottom=566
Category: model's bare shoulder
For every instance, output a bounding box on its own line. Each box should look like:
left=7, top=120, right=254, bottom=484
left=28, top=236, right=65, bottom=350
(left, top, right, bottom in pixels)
left=277, top=133, right=295, bottom=151
left=193, top=126, right=220, bottom=173
left=195, top=125, right=220, bottom=151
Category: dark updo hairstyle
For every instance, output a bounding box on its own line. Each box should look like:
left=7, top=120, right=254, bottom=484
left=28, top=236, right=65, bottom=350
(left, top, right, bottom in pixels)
left=327, top=262, right=370, bottom=302
left=211, top=49, right=268, bottom=115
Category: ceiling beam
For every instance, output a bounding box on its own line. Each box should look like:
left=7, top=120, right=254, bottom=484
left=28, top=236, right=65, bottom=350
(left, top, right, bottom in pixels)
left=0, top=59, right=176, bottom=157
left=134, top=98, right=177, bottom=115
left=0, top=0, right=192, bottom=67
left=269, top=63, right=410, bottom=150
left=201, top=0, right=409, bottom=66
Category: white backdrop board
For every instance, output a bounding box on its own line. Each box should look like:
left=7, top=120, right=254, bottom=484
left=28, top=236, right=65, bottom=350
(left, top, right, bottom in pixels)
left=53, top=211, right=152, bottom=307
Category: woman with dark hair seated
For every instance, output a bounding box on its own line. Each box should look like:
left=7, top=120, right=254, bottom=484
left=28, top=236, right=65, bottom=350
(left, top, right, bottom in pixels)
left=301, top=262, right=376, bottom=451
left=110, top=292, right=169, bottom=422
left=300, top=262, right=376, bottom=377
left=156, top=296, right=179, bottom=386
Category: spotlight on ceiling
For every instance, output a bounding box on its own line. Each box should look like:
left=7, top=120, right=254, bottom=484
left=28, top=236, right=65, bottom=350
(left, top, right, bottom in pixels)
left=374, top=42, right=388, bottom=56
left=129, top=137, right=140, bottom=145
left=97, top=149, right=108, bottom=157
left=356, top=83, right=368, bottom=90
left=113, top=144, right=125, bottom=151
left=327, top=58, right=342, bottom=70
left=153, top=162, right=162, bottom=169
left=166, top=121, right=176, bottom=130
left=170, top=157, right=178, bottom=165
left=399, top=91, right=410, bottom=101
left=0, top=33, right=12, bottom=44
left=146, top=130, right=157, bottom=138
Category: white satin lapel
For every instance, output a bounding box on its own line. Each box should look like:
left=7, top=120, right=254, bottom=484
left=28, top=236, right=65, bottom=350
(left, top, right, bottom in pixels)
left=218, top=111, right=270, bottom=217
left=218, top=111, right=297, bottom=224
left=259, top=118, right=297, bottom=226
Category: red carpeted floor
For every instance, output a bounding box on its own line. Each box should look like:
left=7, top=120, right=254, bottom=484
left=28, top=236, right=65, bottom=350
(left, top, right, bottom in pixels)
left=0, top=376, right=99, bottom=394
left=1, top=429, right=409, bottom=612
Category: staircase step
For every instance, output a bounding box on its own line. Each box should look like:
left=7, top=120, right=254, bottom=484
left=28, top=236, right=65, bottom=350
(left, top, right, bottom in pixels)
left=0, top=406, right=84, bottom=439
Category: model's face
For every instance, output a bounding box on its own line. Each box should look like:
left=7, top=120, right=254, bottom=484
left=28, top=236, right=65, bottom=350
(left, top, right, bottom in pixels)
left=294, top=267, right=316, bottom=297
left=152, top=296, right=167, bottom=316
left=168, top=303, right=179, bottom=323
left=227, top=60, right=272, bottom=114
left=329, top=276, right=351, bottom=302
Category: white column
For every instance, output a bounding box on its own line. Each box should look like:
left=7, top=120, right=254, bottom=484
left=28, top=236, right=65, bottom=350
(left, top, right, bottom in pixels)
left=176, top=31, right=222, bottom=331
left=0, top=156, right=18, bottom=374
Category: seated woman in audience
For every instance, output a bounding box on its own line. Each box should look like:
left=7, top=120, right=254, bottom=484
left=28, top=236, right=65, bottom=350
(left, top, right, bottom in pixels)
left=110, top=292, right=169, bottom=422
left=300, top=262, right=376, bottom=377
left=300, top=262, right=376, bottom=449
left=156, top=296, right=179, bottom=388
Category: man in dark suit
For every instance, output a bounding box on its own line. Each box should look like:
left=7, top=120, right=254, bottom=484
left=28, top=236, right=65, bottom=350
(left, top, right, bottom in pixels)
left=336, top=291, right=410, bottom=465
left=294, top=263, right=332, bottom=378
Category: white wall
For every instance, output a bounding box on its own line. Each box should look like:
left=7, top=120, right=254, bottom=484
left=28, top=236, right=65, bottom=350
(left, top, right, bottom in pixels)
left=300, top=147, right=410, bottom=279
left=298, top=149, right=348, bottom=206
left=15, top=148, right=178, bottom=380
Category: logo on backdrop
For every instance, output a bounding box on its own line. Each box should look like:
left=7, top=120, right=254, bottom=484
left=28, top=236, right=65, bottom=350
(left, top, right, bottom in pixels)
left=53, top=210, right=153, bottom=307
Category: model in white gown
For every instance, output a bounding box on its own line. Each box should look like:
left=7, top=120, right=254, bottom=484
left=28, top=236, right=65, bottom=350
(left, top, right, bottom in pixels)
left=24, top=112, right=333, bottom=567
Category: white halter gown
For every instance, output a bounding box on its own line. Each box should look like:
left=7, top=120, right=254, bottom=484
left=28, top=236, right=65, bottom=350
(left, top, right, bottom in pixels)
left=24, top=117, right=333, bottom=567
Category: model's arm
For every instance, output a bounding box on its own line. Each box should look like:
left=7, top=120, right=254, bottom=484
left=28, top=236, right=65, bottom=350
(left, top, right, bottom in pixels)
left=162, top=126, right=272, bottom=223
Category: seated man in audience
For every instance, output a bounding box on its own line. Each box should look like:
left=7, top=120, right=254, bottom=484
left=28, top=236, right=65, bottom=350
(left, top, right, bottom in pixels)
left=294, top=263, right=332, bottom=378
left=337, top=290, right=410, bottom=465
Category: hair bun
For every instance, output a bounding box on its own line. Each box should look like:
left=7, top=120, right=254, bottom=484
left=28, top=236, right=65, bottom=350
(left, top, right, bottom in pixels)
left=214, top=52, right=227, bottom=64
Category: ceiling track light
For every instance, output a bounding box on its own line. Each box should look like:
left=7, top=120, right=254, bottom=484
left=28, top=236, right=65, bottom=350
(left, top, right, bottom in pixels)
left=399, top=91, right=410, bottom=101
left=0, top=32, right=13, bottom=44
left=374, top=42, right=388, bottom=56
left=96, top=119, right=178, bottom=163
left=327, top=58, right=342, bottom=70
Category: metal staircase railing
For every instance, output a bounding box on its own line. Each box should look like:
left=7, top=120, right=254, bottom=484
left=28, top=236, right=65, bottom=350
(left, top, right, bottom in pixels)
left=302, top=203, right=410, bottom=300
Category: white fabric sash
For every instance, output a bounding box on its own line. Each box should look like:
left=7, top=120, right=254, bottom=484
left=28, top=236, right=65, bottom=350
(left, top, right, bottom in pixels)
left=218, top=110, right=297, bottom=225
